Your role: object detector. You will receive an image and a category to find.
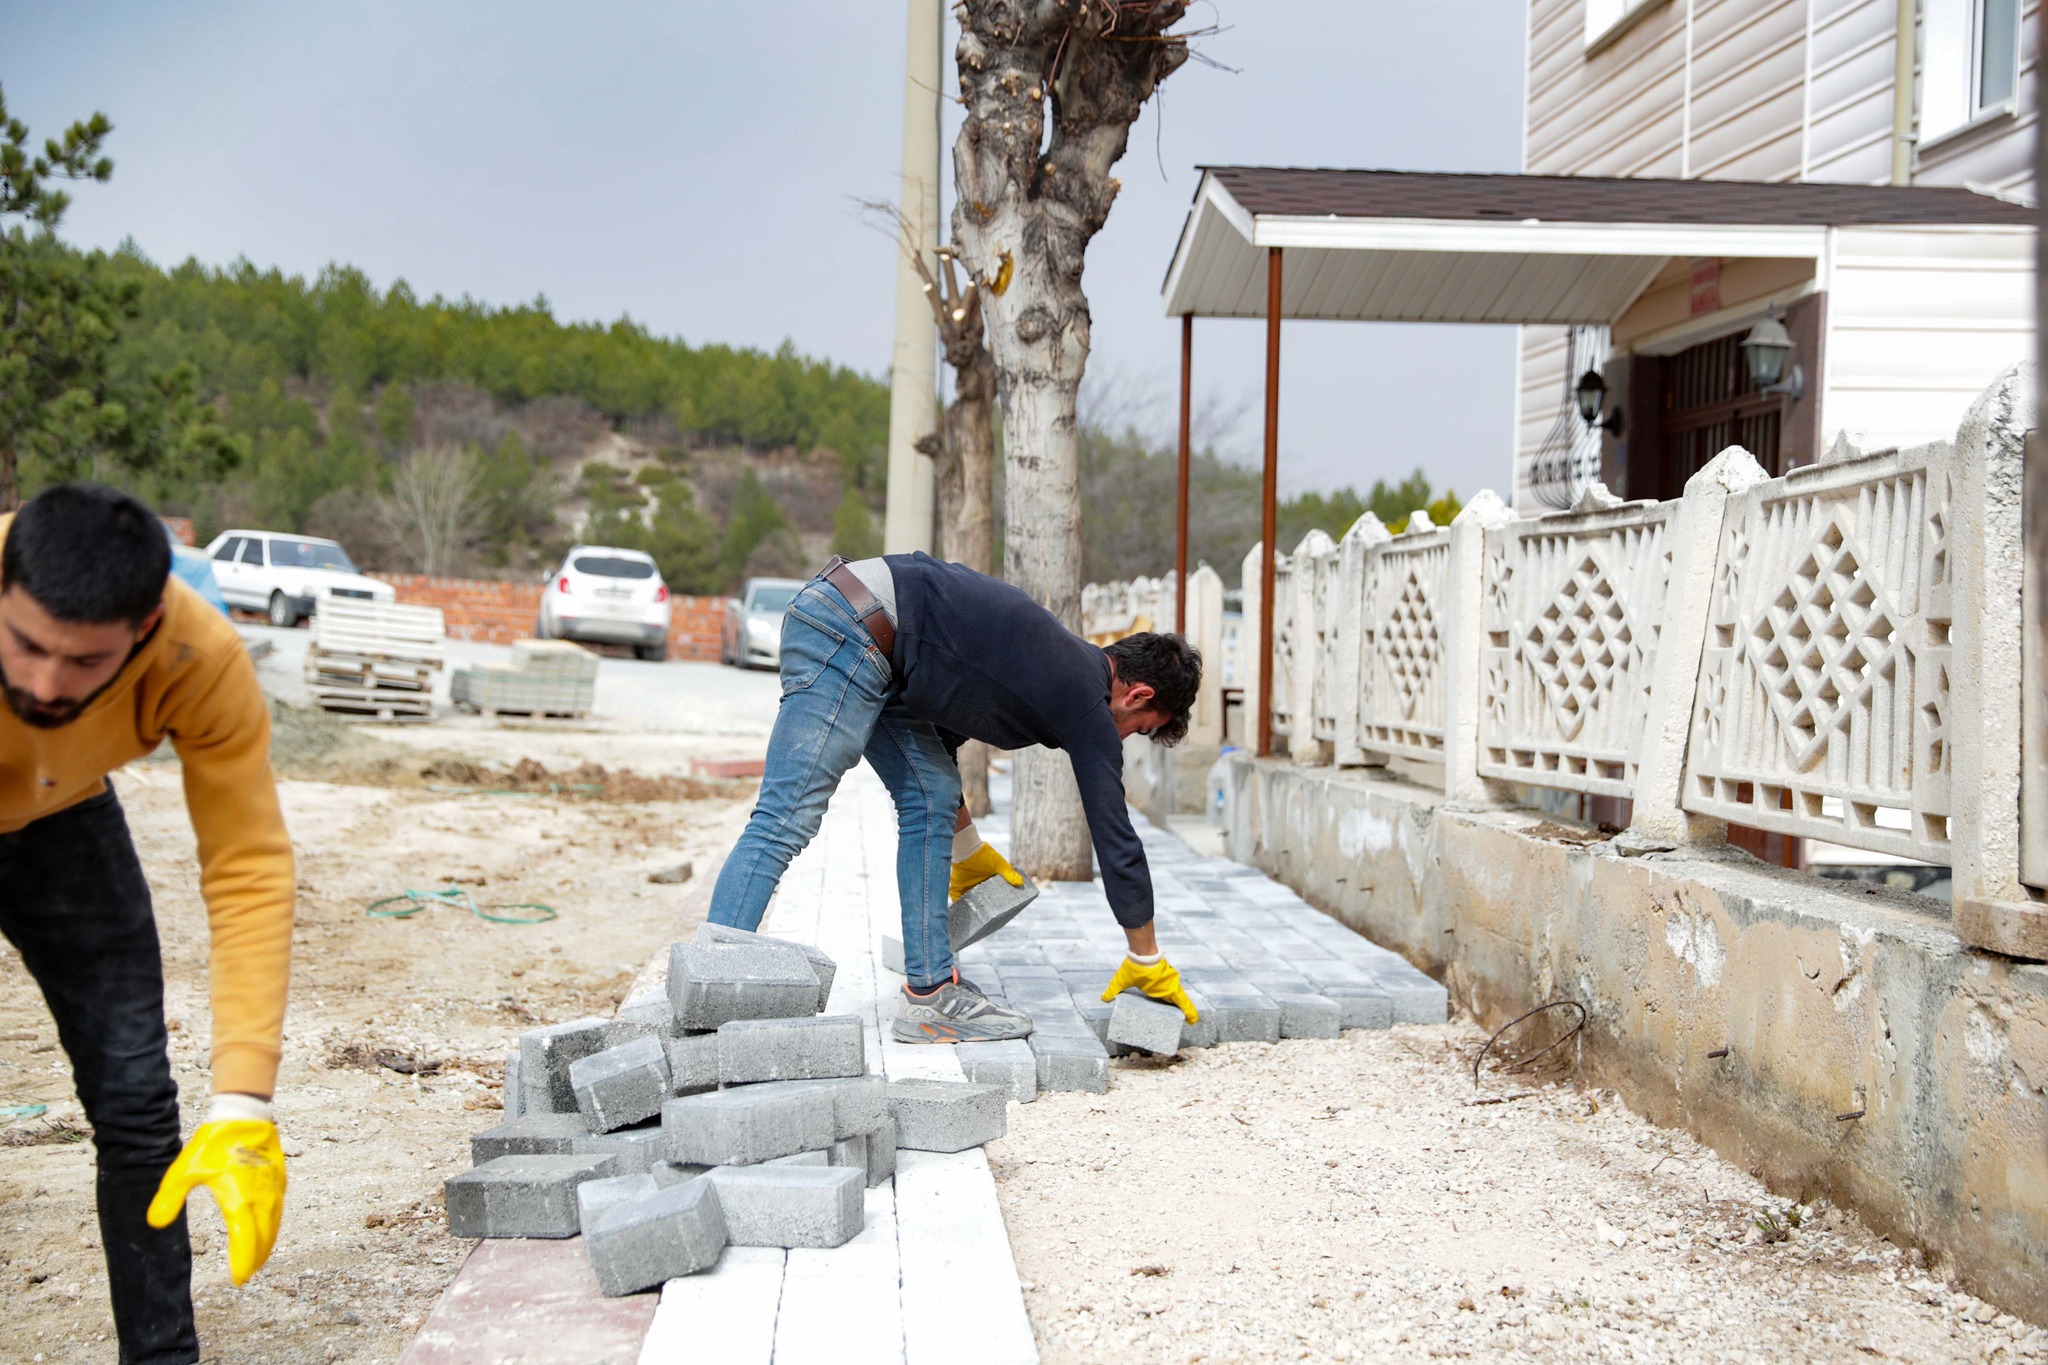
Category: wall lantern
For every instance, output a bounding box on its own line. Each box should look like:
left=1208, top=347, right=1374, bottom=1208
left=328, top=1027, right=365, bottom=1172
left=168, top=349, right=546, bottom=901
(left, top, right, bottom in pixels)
left=1740, top=311, right=1804, bottom=399
left=1573, top=369, right=1624, bottom=437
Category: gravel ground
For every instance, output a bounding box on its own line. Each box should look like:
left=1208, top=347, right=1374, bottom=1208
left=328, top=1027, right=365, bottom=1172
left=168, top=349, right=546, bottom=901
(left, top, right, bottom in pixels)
left=989, top=1025, right=2046, bottom=1365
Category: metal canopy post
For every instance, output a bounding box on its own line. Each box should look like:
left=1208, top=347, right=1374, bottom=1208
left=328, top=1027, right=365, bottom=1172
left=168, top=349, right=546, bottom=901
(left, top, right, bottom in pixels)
left=1176, top=313, right=1192, bottom=635
left=1258, top=248, right=1282, bottom=758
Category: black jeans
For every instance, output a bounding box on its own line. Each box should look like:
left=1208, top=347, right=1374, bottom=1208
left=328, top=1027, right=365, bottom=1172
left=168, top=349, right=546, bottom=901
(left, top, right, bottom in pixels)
left=0, top=787, right=197, bottom=1364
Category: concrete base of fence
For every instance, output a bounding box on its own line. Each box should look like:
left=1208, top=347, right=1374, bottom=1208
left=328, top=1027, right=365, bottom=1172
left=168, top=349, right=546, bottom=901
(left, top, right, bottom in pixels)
left=1220, top=752, right=2048, bottom=1325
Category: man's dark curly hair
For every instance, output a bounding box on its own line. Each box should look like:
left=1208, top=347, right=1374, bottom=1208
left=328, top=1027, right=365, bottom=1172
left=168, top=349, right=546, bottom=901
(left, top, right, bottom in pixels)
left=1104, top=631, right=1202, bottom=746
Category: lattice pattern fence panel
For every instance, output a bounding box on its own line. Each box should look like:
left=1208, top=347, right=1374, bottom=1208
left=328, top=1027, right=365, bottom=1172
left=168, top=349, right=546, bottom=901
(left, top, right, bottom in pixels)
left=1270, top=549, right=1297, bottom=740
left=1358, top=525, right=1452, bottom=761
left=1682, top=446, right=1952, bottom=863
left=1480, top=498, right=1677, bottom=798
left=1312, top=538, right=1344, bottom=744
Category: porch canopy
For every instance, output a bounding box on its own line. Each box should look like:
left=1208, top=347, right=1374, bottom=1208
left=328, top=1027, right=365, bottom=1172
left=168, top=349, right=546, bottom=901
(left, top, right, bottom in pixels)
left=1162, top=166, right=2034, bottom=755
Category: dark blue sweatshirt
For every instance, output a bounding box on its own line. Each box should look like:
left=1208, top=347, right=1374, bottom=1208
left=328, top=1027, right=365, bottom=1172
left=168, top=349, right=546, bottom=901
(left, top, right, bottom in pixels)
left=884, top=552, right=1151, bottom=928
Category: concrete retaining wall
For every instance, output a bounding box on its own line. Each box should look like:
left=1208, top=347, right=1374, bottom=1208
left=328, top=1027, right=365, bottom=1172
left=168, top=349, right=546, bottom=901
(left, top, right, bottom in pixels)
left=1221, top=753, right=2048, bottom=1321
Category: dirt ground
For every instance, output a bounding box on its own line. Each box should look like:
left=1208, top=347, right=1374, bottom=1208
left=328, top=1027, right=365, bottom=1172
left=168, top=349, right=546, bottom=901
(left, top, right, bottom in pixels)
left=989, top=1028, right=2046, bottom=1365
left=0, top=709, right=752, bottom=1365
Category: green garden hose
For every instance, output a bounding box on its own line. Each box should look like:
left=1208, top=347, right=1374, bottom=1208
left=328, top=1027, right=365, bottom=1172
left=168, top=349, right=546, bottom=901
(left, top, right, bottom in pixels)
left=366, top=884, right=558, bottom=925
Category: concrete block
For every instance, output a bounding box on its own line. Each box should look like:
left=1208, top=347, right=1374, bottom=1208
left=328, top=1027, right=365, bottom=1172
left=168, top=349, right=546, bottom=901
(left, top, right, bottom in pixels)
left=571, top=1034, right=672, bottom=1133
left=585, top=1176, right=728, bottom=1295
left=519, top=1017, right=615, bottom=1114
left=717, top=1015, right=864, bottom=1084
left=571, top=1122, right=667, bottom=1176
left=881, top=934, right=906, bottom=977
left=1198, top=993, right=1283, bottom=1044
left=825, top=1133, right=867, bottom=1175
left=667, top=942, right=822, bottom=1031
left=470, top=1113, right=590, bottom=1165
left=650, top=1160, right=713, bottom=1188
left=696, top=922, right=837, bottom=1009
left=705, top=1164, right=864, bottom=1249
left=613, top=996, right=679, bottom=1042
left=1322, top=983, right=1396, bottom=1030
left=664, top=1033, right=721, bottom=1096
left=862, top=1121, right=896, bottom=1188
left=1181, top=989, right=1221, bottom=1050
left=661, top=1081, right=837, bottom=1166
left=959, top=1038, right=1039, bottom=1103
left=825, top=1075, right=888, bottom=1137
left=1272, top=991, right=1342, bottom=1040
left=949, top=869, right=1039, bottom=950
left=1107, top=992, right=1185, bottom=1055
left=885, top=1079, right=1007, bottom=1152
left=445, top=1154, right=617, bottom=1239
left=502, top=1052, right=524, bottom=1118
left=1031, top=1033, right=1111, bottom=1093
left=764, top=1149, right=829, bottom=1167
left=1373, top=972, right=1449, bottom=1024
left=576, top=1171, right=659, bottom=1232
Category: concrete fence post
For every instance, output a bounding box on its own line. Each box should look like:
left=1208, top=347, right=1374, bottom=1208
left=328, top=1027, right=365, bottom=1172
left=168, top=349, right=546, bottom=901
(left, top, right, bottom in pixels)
left=1290, top=530, right=1335, bottom=765
left=1622, top=445, right=1768, bottom=849
left=1949, top=363, right=2044, bottom=957
left=1441, top=491, right=1517, bottom=803
left=1186, top=564, right=1227, bottom=749
left=1334, top=513, right=1392, bottom=768
left=1239, top=541, right=1263, bottom=755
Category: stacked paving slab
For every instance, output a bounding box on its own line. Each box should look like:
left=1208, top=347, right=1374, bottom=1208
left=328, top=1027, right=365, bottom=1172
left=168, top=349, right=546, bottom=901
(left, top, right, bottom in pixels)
left=449, top=924, right=1009, bottom=1297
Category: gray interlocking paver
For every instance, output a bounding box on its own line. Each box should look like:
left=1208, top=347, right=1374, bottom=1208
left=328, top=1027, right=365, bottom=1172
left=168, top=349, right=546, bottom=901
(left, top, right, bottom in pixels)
left=585, top=1176, right=728, bottom=1295
left=445, top=1153, right=618, bottom=1239
left=571, top=1034, right=672, bottom=1132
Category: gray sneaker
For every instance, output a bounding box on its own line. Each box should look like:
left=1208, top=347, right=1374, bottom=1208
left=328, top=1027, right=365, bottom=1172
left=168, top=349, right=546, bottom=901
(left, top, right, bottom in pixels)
left=893, top=977, right=1035, bottom=1044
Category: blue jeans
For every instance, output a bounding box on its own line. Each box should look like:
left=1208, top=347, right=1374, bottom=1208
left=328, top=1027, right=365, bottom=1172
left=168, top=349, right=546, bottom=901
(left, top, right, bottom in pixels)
left=709, top=578, right=961, bottom=989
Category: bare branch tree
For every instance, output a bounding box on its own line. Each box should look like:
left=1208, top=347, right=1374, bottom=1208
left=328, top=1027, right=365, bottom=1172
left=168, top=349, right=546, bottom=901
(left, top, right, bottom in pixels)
left=381, top=442, right=482, bottom=577
left=950, top=0, right=1191, bottom=876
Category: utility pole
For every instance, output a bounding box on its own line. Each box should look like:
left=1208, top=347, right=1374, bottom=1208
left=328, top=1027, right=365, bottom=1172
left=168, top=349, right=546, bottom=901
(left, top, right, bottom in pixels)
left=883, top=0, right=942, bottom=553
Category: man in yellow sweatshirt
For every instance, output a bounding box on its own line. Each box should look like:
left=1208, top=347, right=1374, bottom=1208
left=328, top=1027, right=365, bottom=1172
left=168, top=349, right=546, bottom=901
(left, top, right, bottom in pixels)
left=0, top=484, right=292, bottom=1363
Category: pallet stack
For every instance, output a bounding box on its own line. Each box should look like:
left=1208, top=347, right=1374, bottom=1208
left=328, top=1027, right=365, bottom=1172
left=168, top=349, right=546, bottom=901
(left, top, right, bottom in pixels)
left=304, top=598, right=447, bottom=723
left=450, top=639, right=600, bottom=720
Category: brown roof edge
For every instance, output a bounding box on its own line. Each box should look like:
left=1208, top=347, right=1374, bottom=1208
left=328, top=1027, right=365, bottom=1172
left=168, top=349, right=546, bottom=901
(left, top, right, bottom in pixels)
left=1195, top=166, right=2038, bottom=228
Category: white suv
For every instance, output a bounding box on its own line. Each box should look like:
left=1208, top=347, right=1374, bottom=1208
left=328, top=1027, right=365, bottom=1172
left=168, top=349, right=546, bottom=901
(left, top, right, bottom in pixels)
left=537, top=546, right=673, bottom=661
left=203, top=530, right=394, bottom=627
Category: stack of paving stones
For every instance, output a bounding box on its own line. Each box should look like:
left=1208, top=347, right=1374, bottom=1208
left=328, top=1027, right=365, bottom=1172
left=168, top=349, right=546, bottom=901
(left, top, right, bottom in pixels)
left=448, top=924, right=1009, bottom=1297
left=954, top=819, right=1448, bottom=1091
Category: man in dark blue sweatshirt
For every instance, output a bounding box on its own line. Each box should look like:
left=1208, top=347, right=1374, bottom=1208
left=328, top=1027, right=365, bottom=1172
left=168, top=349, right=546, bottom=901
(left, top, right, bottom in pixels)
left=707, top=553, right=1201, bottom=1042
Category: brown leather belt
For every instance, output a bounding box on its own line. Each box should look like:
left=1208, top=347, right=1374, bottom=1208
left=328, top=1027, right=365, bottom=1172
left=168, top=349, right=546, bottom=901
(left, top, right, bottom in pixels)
left=822, top=555, right=895, bottom=662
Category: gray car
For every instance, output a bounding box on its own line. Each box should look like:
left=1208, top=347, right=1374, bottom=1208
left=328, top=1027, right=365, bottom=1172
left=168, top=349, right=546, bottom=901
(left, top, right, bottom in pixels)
left=721, top=577, right=804, bottom=668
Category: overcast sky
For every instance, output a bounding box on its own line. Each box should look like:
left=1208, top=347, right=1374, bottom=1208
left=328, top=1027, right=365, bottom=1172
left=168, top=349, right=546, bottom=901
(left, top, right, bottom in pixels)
left=1, top=1, right=1526, bottom=498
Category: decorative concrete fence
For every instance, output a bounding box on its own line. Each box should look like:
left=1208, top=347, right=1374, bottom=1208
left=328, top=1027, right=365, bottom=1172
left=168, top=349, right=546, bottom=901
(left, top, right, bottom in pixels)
left=1085, top=365, right=2040, bottom=957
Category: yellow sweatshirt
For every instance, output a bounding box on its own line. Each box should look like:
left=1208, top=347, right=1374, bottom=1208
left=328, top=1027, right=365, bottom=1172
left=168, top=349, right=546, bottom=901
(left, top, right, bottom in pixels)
left=0, top=523, right=294, bottom=1097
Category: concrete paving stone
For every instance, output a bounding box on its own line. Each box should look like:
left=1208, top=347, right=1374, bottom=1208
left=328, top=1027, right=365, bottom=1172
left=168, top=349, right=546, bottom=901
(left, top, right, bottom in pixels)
left=1029, top=1032, right=1111, bottom=1094
left=1270, top=991, right=1342, bottom=1039
left=501, top=1052, right=525, bottom=1119
left=696, top=921, right=838, bottom=1010
left=470, top=1112, right=591, bottom=1165
left=716, top=1014, right=865, bottom=1084
left=585, top=1175, right=728, bottom=1295
left=763, top=1149, right=830, bottom=1167
left=822, top=1074, right=889, bottom=1136
left=519, top=1017, right=616, bottom=1115
left=1197, top=993, right=1284, bottom=1044
left=1108, top=991, right=1185, bottom=1055
left=445, top=1153, right=618, bottom=1239
left=649, top=1160, right=714, bottom=1188
left=706, top=1164, right=865, bottom=1249
left=1321, top=982, right=1397, bottom=1030
left=999, top=964, right=1062, bottom=981
left=570, top=1034, right=672, bottom=1133
left=886, top=1079, right=1008, bottom=1152
left=612, top=996, right=681, bottom=1042
left=879, top=934, right=906, bottom=977
left=825, top=1132, right=867, bottom=1175
left=950, top=870, right=1040, bottom=951
left=571, top=1122, right=667, bottom=1176
left=958, top=1038, right=1039, bottom=1103
left=1370, top=969, right=1450, bottom=1024
left=661, top=1081, right=838, bottom=1166
left=667, top=941, right=822, bottom=1031
left=663, top=1033, right=721, bottom=1096
left=1181, top=989, right=1222, bottom=1049
left=575, top=1171, right=660, bottom=1233
left=862, top=1119, right=897, bottom=1188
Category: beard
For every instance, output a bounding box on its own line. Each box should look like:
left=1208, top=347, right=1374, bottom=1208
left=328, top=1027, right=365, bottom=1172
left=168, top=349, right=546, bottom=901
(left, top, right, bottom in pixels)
left=0, top=661, right=119, bottom=729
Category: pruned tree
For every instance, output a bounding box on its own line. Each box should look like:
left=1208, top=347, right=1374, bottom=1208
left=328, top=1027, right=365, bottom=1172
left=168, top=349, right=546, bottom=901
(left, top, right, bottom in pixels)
left=950, top=0, right=1191, bottom=875
left=382, top=442, right=483, bottom=576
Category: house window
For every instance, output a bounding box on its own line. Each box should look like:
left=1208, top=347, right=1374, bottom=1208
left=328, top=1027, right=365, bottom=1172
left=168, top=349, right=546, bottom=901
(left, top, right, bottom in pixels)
left=1583, top=0, right=1670, bottom=51
left=1921, top=0, right=2022, bottom=145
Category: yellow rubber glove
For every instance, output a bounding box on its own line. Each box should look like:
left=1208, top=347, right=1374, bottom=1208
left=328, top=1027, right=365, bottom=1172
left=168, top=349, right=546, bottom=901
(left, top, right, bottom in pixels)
left=147, top=1118, right=287, bottom=1287
left=1102, top=955, right=1200, bottom=1025
left=949, top=841, right=1026, bottom=902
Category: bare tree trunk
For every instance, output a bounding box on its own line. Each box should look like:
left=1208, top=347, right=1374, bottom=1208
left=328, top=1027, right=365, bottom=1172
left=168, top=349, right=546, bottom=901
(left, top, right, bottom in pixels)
left=382, top=442, right=483, bottom=576
left=951, top=0, right=1188, bottom=877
